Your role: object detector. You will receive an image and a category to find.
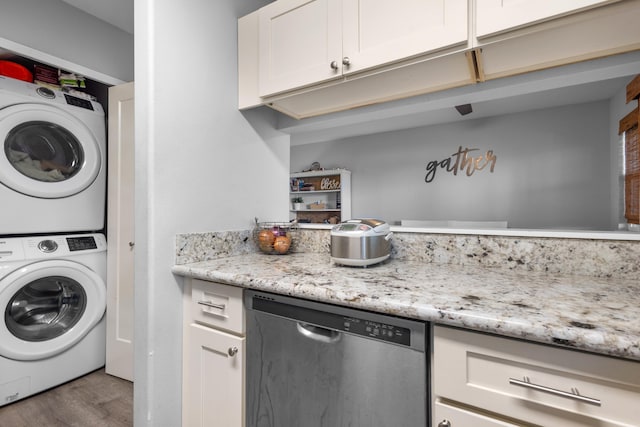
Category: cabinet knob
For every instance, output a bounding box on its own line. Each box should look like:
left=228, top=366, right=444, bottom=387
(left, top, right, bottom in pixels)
left=228, top=347, right=238, bottom=357
left=342, top=57, right=351, bottom=66
left=330, top=60, right=339, bottom=70
left=438, top=420, right=451, bottom=427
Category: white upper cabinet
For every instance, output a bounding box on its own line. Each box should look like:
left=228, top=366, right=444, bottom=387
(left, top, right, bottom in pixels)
left=259, top=0, right=343, bottom=97
left=242, top=0, right=640, bottom=119
left=476, top=0, right=619, bottom=38
left=341, top=0, right=468, bottom=75
left=259, top=0, right=468, bottom=97
left=475, top=0, right=640, bottom=80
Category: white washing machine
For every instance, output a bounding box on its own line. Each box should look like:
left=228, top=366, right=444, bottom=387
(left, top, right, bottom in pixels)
left=0, top=75, right=106, bottom=235
left=0, top=233, right=106, bottom=406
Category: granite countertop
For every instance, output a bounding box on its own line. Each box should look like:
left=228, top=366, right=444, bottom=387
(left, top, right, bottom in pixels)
left=172, top=253, right=640, bottom=361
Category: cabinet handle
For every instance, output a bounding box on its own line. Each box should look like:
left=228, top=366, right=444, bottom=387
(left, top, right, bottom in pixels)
left=509, top=377, right=601, bottom=406
left=330, top=60, right=339, bottom=70
left=342, top=56, right=351, bottom=66
left=228, top=347, right=238, bottom=357
left=197, top=300, right=226, bottom=310
left=438, top=420, right=451, bottom=427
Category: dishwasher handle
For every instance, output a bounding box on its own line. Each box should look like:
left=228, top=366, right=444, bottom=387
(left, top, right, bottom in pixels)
left=296, top=322, right=341, bottom=344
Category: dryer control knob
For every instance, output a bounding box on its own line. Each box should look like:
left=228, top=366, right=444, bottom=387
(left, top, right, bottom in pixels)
left=38, top=239, right=58, bottom=253
left=36, top=86, right=56, bottom=99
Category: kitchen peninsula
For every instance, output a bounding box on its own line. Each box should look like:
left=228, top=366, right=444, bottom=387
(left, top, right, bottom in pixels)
left=173, top=228, right=640, bottom=426
left=173, top=248, right=639, bottom=361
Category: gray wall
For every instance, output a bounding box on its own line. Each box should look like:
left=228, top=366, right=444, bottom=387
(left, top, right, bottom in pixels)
left=0, top=0, right=133, bottom=83
left=134, top=0, right=285, bottom=425
left=292, top=101, right=613, bottom=230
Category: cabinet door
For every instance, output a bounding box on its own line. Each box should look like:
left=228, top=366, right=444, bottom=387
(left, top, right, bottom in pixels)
left=434, top=400, right=521, bottom=427
left=259, top=0, right=343, bottom=97
left=342, top=0, right=468, bottom=75
left=183, top=324, right=245, bottom=427
left=433, top=326, right=640, bottom=427
left=476, top=0, right=618, bottom=37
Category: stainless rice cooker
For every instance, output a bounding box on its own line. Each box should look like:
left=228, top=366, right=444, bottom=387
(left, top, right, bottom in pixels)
left=330, top=219, right=392, bottom=267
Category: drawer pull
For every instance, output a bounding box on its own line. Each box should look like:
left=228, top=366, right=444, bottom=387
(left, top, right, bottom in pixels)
left=509, top=377, right=601, bottom=406
left=197, top=300, right=226, bottom=310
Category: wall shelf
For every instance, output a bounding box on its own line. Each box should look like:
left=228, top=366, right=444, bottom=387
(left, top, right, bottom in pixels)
left=290, top=169, right=351, bottom=224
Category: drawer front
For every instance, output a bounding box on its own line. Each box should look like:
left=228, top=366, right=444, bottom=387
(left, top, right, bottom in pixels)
left=434, top=399, right=522, bottom=427
left=190, top=279, right=244, bottom=335
left=433, top=326, right=640, bottom=427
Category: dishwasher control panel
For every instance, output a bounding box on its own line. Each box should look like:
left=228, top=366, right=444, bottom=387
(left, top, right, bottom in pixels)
left=343, top=317, right=410, bottom=346
left=249, top=292, right=417, bottom=348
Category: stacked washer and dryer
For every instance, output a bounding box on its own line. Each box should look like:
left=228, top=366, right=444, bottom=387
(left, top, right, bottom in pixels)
left=0, top=75, right=108, bottom=406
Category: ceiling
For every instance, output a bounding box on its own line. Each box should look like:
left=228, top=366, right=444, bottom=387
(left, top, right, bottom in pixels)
left=60, top=0, right=134, bottom=34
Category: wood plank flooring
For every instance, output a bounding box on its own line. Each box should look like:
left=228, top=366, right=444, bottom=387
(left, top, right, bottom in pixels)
left=0, top=368, right=133, bottom=427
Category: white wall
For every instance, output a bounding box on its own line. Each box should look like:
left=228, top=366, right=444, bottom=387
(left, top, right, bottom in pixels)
left=292, top=101, right=614, bottom=230
left=135, top=0, right=285, bottom=425
left=0, top=0, right=133, bottom=83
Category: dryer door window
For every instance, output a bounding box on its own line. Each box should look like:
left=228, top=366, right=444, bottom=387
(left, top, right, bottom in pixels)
left=5, top=121, right=84, bottom=183
left=5, top=275, right=87, bottom=342
left=0, top=260, right=106, bottom=361
left=0, top=104, right=101, bottom=199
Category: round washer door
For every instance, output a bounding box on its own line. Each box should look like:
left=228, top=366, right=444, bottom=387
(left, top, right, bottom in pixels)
left=0, top=103, right=101, bottom=198
left=0, top=259, right=106, bottom=361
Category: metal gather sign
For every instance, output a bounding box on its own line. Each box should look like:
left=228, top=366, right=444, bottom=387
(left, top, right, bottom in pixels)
left=425, top=146, right=497, bottom=183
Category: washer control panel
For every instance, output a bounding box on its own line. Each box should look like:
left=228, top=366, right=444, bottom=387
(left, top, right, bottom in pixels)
left=63, top=94, right=94, bottom=110
left=66, top=236, right=98, bottom=251
left=18, top=234, right=106, bottom=260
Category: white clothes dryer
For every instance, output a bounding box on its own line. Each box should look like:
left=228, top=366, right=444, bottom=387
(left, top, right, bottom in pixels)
left=0, top=76, right=106, bottom=235
left=0, top=233, right=106, bottom=406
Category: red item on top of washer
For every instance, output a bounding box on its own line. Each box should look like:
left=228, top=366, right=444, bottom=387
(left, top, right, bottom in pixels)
left=0, top=60, right=33, bottom=82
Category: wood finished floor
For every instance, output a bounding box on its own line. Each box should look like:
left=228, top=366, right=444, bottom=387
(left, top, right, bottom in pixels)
left=0, top=368, right=133, bottom=427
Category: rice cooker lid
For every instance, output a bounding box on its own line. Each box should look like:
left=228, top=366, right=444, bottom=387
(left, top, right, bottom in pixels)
left=331, top=218, right=389, bottom=236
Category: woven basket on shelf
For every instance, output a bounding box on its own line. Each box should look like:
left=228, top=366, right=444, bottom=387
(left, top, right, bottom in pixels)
left=253, top=221, right=298, bottom=254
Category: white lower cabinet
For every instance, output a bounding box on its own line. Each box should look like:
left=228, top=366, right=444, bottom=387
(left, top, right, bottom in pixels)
left=183, top=280, right=245, bottom=427
left=433, top=325, right=640, bottom=427
left=434, top=399, right=521, bottom=427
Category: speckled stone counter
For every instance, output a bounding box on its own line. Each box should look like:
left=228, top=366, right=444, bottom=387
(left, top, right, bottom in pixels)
left=176, top=228, right=640, bottom=278
left=172, top=252, right=640, bottom=362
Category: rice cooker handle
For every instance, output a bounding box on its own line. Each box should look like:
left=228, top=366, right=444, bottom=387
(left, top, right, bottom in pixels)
left=384, top=232, right=393, bottom=241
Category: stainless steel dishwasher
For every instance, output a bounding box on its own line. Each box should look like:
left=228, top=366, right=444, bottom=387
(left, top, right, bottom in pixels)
left=245, top=290, right=428, bottom=427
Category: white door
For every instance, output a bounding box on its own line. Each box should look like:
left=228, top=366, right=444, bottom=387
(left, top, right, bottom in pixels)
left=258, top=0, right=343, bottom=96
left=434, top=400, right=521, bottom=426
left=0, top=260, right=106, bottom=361
left=476, top=0, right=618, bottom=37
left=0, top=104, right=102, bottom=198
left=342, top=0, right=468, bottom=75
left=183, top=324, right=245, bottom=427
left=106, top=81, right=135, bottom=381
